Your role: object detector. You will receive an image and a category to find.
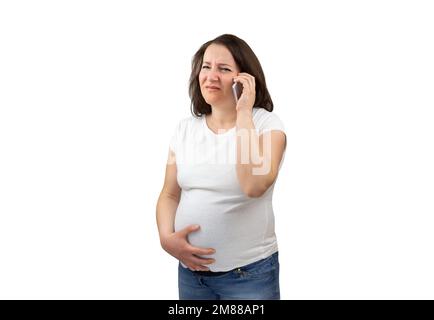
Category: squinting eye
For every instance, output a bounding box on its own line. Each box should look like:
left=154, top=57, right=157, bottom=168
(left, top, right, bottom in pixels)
left=202, top=65, right=210, bottom=69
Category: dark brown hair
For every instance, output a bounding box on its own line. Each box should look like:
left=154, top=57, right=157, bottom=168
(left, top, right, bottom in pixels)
left=189, top=34, right=273, bottom=117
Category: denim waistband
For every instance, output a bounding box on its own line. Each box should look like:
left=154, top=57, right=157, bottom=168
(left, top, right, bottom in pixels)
left=193, top=270, right=231, bottom=277
left=191, top=252, right=278, bottom=277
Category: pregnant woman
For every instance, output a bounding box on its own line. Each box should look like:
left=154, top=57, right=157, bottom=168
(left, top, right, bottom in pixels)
left=156, top=34, right=287, bottom=300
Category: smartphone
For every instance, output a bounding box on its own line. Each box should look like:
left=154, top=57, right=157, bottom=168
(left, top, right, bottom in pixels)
left=232, top=81, right=243, bottom=103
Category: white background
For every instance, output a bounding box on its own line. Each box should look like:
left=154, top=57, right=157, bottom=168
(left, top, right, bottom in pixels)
left=0, top=0, right=433, bottom=299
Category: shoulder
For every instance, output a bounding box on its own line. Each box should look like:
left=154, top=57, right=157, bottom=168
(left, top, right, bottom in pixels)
left=252, top=107, right=285, bottom=134
left=177, top=116, right=202, bottom=128
left=173, top=115, right=202, bottom=132
left=253, top=107, right=283, bottom=122
left=170, top=115, right=202, bottom=153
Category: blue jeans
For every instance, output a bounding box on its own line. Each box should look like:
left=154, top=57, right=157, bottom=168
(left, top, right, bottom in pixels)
left=178, top=251, right=280, bottom=300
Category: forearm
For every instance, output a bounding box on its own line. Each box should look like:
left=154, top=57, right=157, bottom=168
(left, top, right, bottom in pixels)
left=236, top=110, right=269, bottom=196
left=156, top=193, right=179, bottom=244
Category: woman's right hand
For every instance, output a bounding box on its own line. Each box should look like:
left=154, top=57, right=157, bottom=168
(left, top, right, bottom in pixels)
left=160, top=224, right=216, bottom=271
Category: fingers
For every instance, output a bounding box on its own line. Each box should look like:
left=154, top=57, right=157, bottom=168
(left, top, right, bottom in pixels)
left=191, top=255, right=215, bottom=266
left=177, top=226, right=217, bottom=271
left=186, top=255, right=215, bottom=272
left=234, top=73, right=255, bottom=90
left=188, top=265, right=210, bottom=272
left=183, top=248, right=216, bottom=272
left=190, top=246, right=216, bottom=256
left=181, top=224, right=200, bottom=236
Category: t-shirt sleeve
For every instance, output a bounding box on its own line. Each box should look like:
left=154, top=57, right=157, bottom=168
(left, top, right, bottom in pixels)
left=255, top=109, right=286, bottom=136
left=169, top=118, right=189, bottom=155
left=169, top=121, right=180, bottom=154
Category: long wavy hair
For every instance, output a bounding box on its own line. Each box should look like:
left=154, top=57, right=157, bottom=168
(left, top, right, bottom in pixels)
left=189, top=34, right=273, bottom=117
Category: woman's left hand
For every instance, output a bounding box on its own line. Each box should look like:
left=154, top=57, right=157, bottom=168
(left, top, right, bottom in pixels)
left=233, top=72, right=256, bottom=113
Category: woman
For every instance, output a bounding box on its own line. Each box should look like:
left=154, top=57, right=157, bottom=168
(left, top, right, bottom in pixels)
left=156, top=34, right=287, bottom=300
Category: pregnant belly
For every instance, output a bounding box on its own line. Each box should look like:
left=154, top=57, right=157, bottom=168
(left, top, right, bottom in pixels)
left=174, top=194, right=266, bottom=253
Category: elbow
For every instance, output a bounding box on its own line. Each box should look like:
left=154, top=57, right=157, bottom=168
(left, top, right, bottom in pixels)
left=242, top=185, right=267, bottom=198
left=242, top=177, right=276, bottom=198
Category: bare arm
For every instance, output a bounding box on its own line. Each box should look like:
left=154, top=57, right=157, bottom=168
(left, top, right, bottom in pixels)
left=156, top=149, right=215, bottom=271
left=156, top=150, right=180, bottom=240
left=236, top=110, right=287, bottom=198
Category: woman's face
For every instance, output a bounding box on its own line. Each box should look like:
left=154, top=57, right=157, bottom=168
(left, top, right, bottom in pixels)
left=199, top=43, right=240, bottom=107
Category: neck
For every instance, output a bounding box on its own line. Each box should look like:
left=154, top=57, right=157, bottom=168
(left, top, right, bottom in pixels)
left=207, top=103, right=237, bottom=129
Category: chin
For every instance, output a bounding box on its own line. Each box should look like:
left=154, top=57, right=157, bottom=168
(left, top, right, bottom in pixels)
left=203, top=96, right=219, bottom=105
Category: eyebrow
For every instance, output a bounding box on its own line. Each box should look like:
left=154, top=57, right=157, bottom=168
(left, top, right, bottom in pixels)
left=202, top=61, right=233, bottom=67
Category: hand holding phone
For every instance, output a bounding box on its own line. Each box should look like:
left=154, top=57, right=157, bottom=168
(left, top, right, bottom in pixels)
left=232, top=81, right=243, bottom=103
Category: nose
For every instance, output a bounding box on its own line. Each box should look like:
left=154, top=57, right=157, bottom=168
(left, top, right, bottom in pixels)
left=207, top=68, right=219, bottom=82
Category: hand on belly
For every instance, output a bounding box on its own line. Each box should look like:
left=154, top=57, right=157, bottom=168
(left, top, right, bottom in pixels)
left=161, top=224, right=216, bottom=271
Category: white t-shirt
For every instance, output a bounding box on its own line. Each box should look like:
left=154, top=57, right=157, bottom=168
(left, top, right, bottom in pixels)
left=169, top=107, right=286, bottom=271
